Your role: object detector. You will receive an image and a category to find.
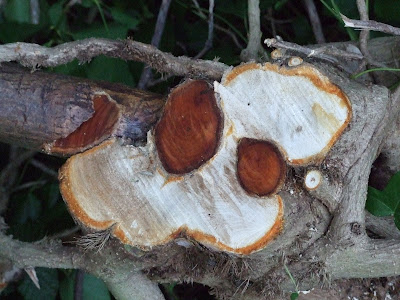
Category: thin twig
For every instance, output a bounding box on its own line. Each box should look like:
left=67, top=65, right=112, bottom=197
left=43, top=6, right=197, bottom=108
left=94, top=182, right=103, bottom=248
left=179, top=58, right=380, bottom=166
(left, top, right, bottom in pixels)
left=137, top=0, right=172, bottom=90
left=11, top=180, right=48, bottom=193
left=355, top=0, right=376, bottom=81
left=147, top=0, right=216, bottom=87
left=341, top=14, right=400, bottom=36
left=241, top=0, right=267, bottom=61
left=264, top=38, right=362, bottom=60
left=0, top=150, right=35, bottom=187
left=264, top=15, right=296, bottom=25
left=0, top=38, right=228, bottom=80
left=192, top=0, right=243, bottom=50
left=267, top=8, right=277, bottom=38
left=264, top=38, right=368, bottom=74
left=29, top=0, right=40, bottom=25
left=48, top=225, right=80, bottom=240
left=303, top=0, right=325, bottom=43
left=194, top=0, right=215, bottom=59
left=30, top=159, right=58, bottom=179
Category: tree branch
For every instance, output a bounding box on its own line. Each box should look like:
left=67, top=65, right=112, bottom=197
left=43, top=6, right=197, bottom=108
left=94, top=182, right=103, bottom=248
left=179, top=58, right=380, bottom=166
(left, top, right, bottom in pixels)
left=355, top=0, right=378, bottom=80
left=29, top=0, right=40, bottom=25
left=240, top=0, right=267, bottom=61
left=0, top=63, right=164, bottom=155
left=365, top=212, right=400, bottom=239
left=106, top=271, right=165, bottom=300
left=264, top=38, right=363, bottom=60
left=194, top=0, right=215, bottom=59
left=138, top=0, right=172, bottom=89
left=0, top=227, right=165, bottom=299
left=341, top=14, right=400, bottom=36
left=326, top=239, right=400, bottom=279
left=0, top=38, right=228, bottom=80
left=303, top=0, right=325, bottom=43
left=0, top=230, right=83, bottom=270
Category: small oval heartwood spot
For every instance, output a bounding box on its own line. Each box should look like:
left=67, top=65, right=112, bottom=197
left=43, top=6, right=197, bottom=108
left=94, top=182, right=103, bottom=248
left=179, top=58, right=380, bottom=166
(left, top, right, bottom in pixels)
left=237, top=138, right=286, bottom=196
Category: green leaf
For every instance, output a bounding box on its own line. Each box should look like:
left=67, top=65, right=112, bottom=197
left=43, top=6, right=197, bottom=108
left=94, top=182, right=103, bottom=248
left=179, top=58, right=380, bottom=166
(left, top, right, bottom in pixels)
left=290, top=292, right=299, bottom=300
left=51, top=60, right=88, bottom=78
left=60, top=271, right=110, bottom=300
left=86, top=56, right=134, bottom=86
left=59, top=272, right=74, bottom=300
left=4, top=0, right=31, bottom=23
left=366, top=172, right=400, bottom=226
left=18, top=268, right=59, bottom=300
left=366, top=187, right=394, bottom=216
left=395, top=206, right=400, bottom=231
left=384, top=172, right=400, bottom=205
left=83, top=273, right=111, bottom=300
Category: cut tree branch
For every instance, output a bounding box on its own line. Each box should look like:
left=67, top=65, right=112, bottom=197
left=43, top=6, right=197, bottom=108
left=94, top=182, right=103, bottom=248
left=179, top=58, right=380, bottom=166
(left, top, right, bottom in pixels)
left=0, top=63, right=164, bottom=155
left=264, top=38, right=363, bottom=61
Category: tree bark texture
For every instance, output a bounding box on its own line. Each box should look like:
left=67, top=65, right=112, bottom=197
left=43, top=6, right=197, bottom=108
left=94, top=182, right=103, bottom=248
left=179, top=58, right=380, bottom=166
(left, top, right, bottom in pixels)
left=0, top=63, right=164, bottom=155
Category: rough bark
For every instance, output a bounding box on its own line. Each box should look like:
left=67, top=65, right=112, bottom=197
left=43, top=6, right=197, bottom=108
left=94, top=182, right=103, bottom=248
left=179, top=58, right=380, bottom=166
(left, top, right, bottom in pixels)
left=0, top=63, right=164, bottom=155
left=0, top=39, right=228, bottom=80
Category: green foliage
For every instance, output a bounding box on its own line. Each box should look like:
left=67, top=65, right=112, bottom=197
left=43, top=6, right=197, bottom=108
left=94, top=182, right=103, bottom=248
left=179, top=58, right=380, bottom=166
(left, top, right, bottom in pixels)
left=290, top=292, right=299, bottom=300
left=3, top=0, right=31, bottom=23
left=161, top=283, right=179, bottom=300
left=6, top=180, right=75, bottom=242
left=284, top=264, right=299, bottom=300
left=18, top=268, right=59, bottom=300
left=374, top=0, right=400, bottom=24
left=366, top=172, right=400, bottom=230
left=320, top=0, right=358, bottom=40
left=59, top=271, right=111, bottom=300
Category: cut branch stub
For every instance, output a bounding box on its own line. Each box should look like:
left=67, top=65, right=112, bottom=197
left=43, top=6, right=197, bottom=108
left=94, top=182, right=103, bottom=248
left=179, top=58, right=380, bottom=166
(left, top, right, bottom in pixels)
left=215, top=62, right=352, bottom=165
left=0, top=63, right=164, bottom=155
left=52, top=94, right=120, bottom=154
left=155, top=80, right=222, bottom=174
